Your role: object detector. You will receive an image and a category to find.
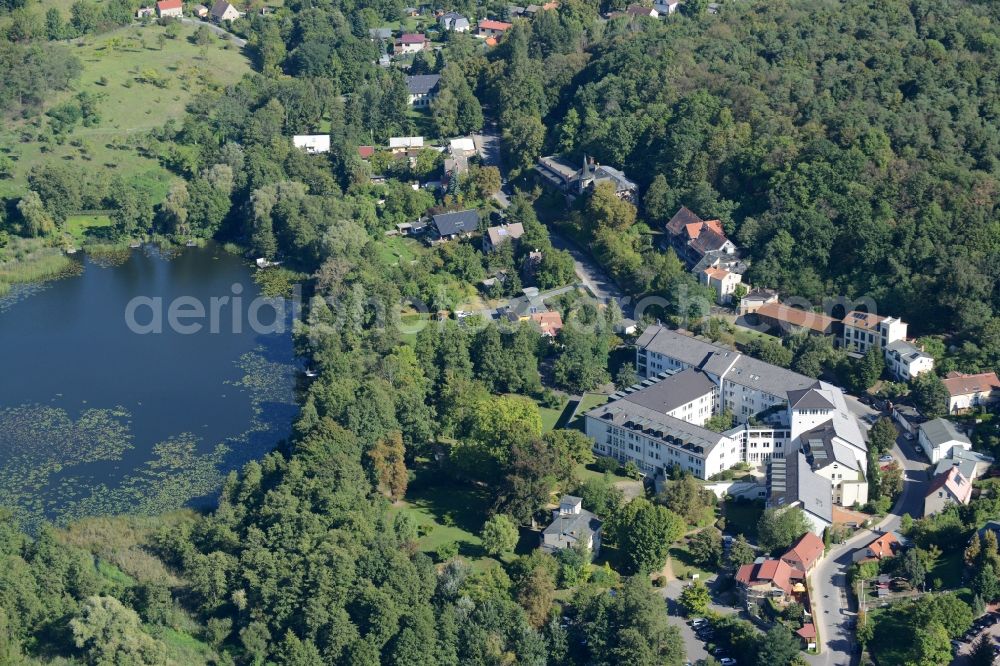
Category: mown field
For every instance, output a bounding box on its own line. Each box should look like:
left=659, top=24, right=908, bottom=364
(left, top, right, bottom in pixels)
left=0, top=21, right=251, bottom=202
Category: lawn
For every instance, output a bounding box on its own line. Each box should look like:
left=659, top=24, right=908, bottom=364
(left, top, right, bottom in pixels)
left=377, top=235, right=425, bottom=266
left=723, top=498, right=764, bottom=539
left=0, top=22, right=252, bottom=203
left=667, top=543, right=715, bottom=581
left=65, top=214, right=113, bottom=245
left=392, top=466, right=496, bottom=566
left=929, top=549, right=965, bottom=589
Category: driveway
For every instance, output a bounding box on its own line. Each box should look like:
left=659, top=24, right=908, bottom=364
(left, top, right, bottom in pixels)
left=660, top=577, right=739, bottom=663
left=547, top=231, right=626, bottom=307
left=178, top=17, right=247, bottom=46
left=807, top=417, right=930, bottom=666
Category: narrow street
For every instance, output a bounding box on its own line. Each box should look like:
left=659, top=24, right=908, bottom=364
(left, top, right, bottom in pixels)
left=807, top=414, right=929, bottom=666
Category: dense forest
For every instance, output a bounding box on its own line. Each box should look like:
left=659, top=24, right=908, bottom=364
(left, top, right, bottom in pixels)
left=2, top=0, right=1000, bottom=663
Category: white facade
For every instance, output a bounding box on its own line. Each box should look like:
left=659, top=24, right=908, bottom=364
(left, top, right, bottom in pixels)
left=885, top=341, right=934, bottom=381
left=292, top=135, right=331, bottom=154
left=842, top=311, right=907, bottom=355
left=918, top=418, right=972, bottom=464
left=700, top=267, right=743, bottom=304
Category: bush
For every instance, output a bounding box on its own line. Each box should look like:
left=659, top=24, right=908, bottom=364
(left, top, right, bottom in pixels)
left=594, top=456, right=620, bottom=474
left=435, top=541, right=459, bottom=562
left=623, top=461, right=642, bottom=480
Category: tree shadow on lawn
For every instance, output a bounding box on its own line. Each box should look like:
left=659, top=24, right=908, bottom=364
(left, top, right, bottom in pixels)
left=407, top=470, right=493, bottom=538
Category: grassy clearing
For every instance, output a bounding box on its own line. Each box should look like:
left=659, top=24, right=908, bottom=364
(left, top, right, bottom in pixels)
left=392, top=466, right=497, bottom=567
left=377, top=235, right=425, bottom=266
left=0, top=22, right=251, bottom=202
left=568, top=392, right=608, bottom=428
left=65, top=214, right=113, bottom=244
left=157, top=626, right=218, bottom=665
left=929, top=549, right=965, bottom=589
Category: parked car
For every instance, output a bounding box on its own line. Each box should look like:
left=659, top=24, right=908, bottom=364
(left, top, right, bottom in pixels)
left=689, top=618, right=707, bottom=627
left=720, top=658, right=737, bottom=666
left=879, top=454, right=893, bottom=462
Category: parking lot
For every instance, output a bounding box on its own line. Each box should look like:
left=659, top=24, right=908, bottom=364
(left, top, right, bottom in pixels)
left=952, top=610, right=1000, bottom=664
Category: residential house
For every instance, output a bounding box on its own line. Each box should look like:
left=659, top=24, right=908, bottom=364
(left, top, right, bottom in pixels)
left=389, top=136, right=424, bottom=153
left=439, top=11, right=471, bottom=31
left=892, top=403, right=926, bottom=436
left=432, top=210, right=480, bottom=240
left=535, top=155, right=637, bottom=201
left=664, top=206, right=739, bottom=269
left=155, top=0, right=183, bottom=18
left=210, top=0, right=241, bottom=22
left=626, top=4, right=659, bottom=17
left=395, top=218, right=429, bottom=236
left=852, top=531, right=901, bottom=563
left=924, top=466, right=972, bottom=516
left=752, top=302, right=838, bottom=337
left=357, top=146, right=375, bottom=160
left=885, top=340, right=934, bottom=382
left=738, top=288, right=779, bottom=315
left=700, top=266, right=742, bottom=304
left=484, top=223, right=525, bottom=252
left=136, top=6, right=155, bottom=18
left=841, top=311, right=907, bottom=355
left=780, top=531, right=825, bottom=574
left=932, top=447, right=993, bottom=482
left=477, top=19, right=513, bottom=38
left=653, top=0, right=683, bottom=13
left=943, top=371, right=1000, bottom=414
left=735, top=558, right=801, bottom=605
left=405, top=74, right=441, bottom=107
left=541, top=495, right=602, bottom=555
left=615, top=318, right=638, bottom=337
left=918, top=418, right=972, bottom=464
left=292, top=135, right=330, bottom=154
left=369, top=27, right=393, bottom=41
left=194, top=4, right=209, bottom=17
left=396, top=33, right=428, bottom=54
left=531, top=311, right=563, bottom=338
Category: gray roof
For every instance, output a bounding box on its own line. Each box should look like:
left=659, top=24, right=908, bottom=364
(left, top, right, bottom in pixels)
left=726, top=355, right=816, bottom=397
left=788, top=386, right=836, bottom=411
left=920, top=418, right=971, bottom=447
left=369, top=27, right=393, bottom=39
left=636, top=326, right=724, bottom=368
left=933, top=457, right=980, bottom=482
left=541, top=509, right=602, bottom=551
left=886, top=339, right=932, bottom=361
left=406, top=74, right=441, bottom=95
left=592, top=165, right=637, bottom=192
left=800, top=424, right=862, bottom=472
left=637, top=325, right=816, bottom=399
left=433, top=210, right=479, bottom=236
left=587, top=394, right=729, bottom=457
left=769, top=453, right=833, bottom=524
left=621, top=368, right=717, bottom=414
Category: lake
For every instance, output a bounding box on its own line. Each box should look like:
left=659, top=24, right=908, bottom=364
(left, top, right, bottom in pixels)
left=0, top=243, right=300, bottom=530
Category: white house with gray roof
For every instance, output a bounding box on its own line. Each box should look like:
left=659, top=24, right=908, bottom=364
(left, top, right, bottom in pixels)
left=540, top=495, right=602, bottom=555
left=918, top=418, right=972, bottom=463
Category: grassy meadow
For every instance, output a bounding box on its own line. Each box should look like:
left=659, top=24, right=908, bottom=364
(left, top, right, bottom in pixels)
left=0, top=21, right=252, bottom=202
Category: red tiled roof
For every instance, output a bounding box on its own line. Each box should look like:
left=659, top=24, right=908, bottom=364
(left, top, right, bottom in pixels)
left=756, top=302, right=837, bottom=334
left=358, top=146, right=375, bottom=159
left=157, top=0, right=182, bottom=9
left=843, top=310, right=887, bottom=331
left=781, top=531, right=824, bottom=572
left=797, top=623, right=817, bottom=639
left=943, top=372, right=1000, bottom=398
left=398, top=33, right=427, bottom=43
left=531, top=311, right=563, bottom=337
left=478, top=19, right=512, bottom=31
left=666, top=206, right=703, bottom=235
left=485, top=37, right=498, bottom=46
left=702, top=267, right=730, bottom=281
left=866, top=532, right=899, bottom=559
left=735, top=559, right=795, bottom=595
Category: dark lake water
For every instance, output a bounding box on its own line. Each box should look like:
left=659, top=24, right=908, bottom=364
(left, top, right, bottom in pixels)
left=0, top=243, right=299, bottom=530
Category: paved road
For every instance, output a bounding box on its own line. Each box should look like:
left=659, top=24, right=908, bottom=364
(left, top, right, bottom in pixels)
left=808, top=415, right=929, bottom=666
left=179, top=17, right=247, bottom=46
left=547, top=231, right=627, bottom=307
